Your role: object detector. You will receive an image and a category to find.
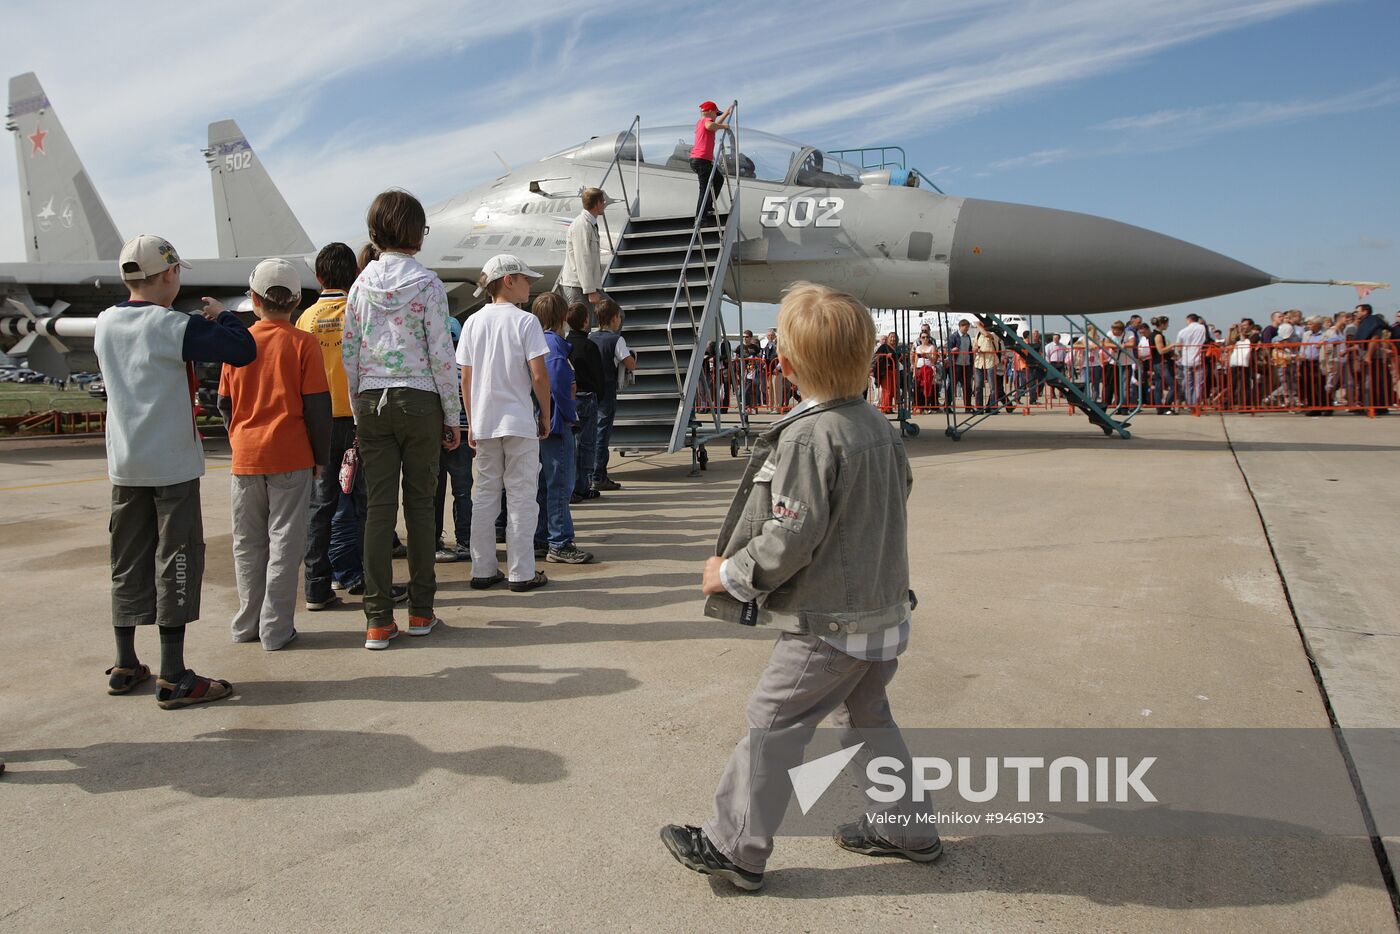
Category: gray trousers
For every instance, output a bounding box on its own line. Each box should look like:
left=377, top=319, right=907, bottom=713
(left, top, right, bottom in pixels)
left=703, top=633, right=934, bottom=873
left=110, top=479, right=204, bottom=627
left=555, top=283, right=606, bottom=323
left=231, top=469, right=313, bottom=649
left=557, top=283, right=587, bottom=306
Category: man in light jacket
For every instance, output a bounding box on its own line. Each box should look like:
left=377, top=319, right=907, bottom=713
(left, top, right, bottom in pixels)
left=557, top=187, right=606, bottom=307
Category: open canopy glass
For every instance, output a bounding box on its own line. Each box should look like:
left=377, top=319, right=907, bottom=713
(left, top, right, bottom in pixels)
left=563, top=126, right=864, bottom=189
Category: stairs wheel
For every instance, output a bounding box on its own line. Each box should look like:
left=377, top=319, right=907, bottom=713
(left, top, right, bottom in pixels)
left=698, top=447, right=709, bottom=469
left=730, top=438, right=740, bottom=458
left=1101, top=425, right=1113, bottom=436
left=902, top=422, right=920, bottom=437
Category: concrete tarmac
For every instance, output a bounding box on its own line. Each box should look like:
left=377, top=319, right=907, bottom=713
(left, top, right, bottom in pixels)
left=1, top=412, right=1396, bottom=932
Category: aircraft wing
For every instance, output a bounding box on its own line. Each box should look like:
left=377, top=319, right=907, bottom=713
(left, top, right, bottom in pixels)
left=427, top=255, right=563, bottom=286
left=0, top=257, right=317, bottom=292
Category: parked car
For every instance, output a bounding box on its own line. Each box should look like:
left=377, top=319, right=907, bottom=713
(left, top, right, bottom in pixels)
left=70, top=371, right=101, bottom=385
left=13, top=369, right=45, bottom=384
left=88, top=380, right=106, bottom=400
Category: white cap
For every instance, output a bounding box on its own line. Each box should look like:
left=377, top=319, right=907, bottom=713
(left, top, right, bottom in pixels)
left=475, top=254, right=543, bottom=297
left=249, top=257, right=302, bottom=298
left=482, top=253, right=542, bottom=283
left=119, top=234, right=191, bottom=281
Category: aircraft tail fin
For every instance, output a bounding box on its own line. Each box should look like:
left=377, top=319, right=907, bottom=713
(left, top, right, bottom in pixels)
left=6, top=72, right=123, bottom=262
left=205, top=119, right=314, bottom=258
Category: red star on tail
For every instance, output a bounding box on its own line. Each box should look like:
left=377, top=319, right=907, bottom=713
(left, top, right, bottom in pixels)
left=29, top=124, right=48, bottom=156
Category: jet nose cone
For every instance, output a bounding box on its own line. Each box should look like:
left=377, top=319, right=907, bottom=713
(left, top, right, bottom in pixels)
left=948, top=198, right=1274, bottom=316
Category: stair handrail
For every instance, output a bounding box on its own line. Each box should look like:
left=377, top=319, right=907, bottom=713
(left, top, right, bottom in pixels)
left=966, top=313, right=1135, bottom=436
left=594, top=114, right=642, bottom=219
left=595, top=115, right=642, bottom=282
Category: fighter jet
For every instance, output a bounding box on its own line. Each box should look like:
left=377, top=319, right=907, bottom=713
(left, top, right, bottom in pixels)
left=2, top=74, right=1384, bottom=448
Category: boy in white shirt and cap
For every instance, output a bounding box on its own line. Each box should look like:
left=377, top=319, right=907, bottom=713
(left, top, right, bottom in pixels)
left=459, top=255, right=553, bottom=592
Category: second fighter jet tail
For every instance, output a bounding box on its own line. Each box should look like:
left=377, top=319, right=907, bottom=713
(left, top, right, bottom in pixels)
left=205, top=119, right=313, bottom=259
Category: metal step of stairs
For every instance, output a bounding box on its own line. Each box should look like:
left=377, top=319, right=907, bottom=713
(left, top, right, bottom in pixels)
left=599, top=210, right=737, bottom=453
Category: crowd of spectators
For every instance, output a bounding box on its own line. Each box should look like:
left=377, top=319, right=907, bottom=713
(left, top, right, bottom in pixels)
left=698, top=306, right=1400, bottom=417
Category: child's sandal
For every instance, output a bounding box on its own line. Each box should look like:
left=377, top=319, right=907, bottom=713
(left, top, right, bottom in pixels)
left=106, top=664, right=151, bottom=695
left=155, top=669, right=234, bottom=710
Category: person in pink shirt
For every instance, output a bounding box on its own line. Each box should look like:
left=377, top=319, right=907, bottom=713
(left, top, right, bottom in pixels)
left=690, top=100, right=733, bottom=219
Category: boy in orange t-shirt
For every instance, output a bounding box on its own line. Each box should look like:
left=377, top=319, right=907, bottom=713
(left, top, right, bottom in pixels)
left=215, top=258, right=331, bottom=650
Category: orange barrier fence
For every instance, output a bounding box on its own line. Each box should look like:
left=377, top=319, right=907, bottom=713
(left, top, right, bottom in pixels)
left=692, top=340, right=1399, bottom=417
left=0, top=409, right=107, bottom=436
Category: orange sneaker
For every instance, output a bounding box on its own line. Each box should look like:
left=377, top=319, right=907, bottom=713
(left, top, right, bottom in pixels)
left=365, top=622, right=399, bottom=650
left=407, top=615, right=440, bottom=637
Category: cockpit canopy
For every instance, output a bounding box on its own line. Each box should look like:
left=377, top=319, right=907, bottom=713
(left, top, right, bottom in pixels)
left=561, top=126, right=865, bottom=189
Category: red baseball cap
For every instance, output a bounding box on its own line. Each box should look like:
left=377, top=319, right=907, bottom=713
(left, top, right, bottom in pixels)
left=699, top=101, right=718, bottom=112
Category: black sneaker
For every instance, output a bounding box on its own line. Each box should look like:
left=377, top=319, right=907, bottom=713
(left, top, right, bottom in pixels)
left=347, top=580, right=365, bottom=596
left=391, top=543, right=408, bottom=558
left=534, top=543, right=548, bottom=559
left=434, top=546, right=459, bottom=563
left=833, top=816, right=943, bottom=863
left=592, top=478, right=622, bottom=492
left=470, top=572, right=506, bottom=590
left=547, top=543, right=593, bottom=564
left=509, top=571, right=548, bottom=593
left=660, top=824, right=764, bottom=891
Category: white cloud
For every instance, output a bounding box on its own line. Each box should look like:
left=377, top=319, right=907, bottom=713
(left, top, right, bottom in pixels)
left=988, top=78, right=1400, bottom=172
left=1094, top=79, right=1400, bottom=136
left=989, top=149, right=1071, bottom=171
left=1359, top=235, right=1392, bottom=250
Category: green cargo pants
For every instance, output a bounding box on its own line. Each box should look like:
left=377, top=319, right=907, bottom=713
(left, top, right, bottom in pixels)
left=354, top=388, right=444, bottom=625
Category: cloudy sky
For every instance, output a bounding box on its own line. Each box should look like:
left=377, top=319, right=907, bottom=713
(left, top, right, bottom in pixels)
left=3, top=0, right=1397, bottom=325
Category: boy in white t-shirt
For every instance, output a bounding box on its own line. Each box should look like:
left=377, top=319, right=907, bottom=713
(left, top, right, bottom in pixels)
left=459, top=255, right=552, bottom=592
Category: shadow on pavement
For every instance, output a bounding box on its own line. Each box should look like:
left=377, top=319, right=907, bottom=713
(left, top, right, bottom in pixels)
left=231, top=663, right=641, bottom=706
left=1, top=729, right=567, bottom=796
left=901, top=426, right=1400, bottom=458
left=278, top=616, right=764, bottom=652
left=436, top=571, right=706, bottom=612
left=757, top=832, right=1383, bottom=908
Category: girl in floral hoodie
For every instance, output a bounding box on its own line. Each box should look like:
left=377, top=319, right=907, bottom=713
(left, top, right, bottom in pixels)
left=342, top=189, right=461, bottom=651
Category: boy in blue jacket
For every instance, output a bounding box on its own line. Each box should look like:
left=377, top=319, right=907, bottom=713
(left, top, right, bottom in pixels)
left=531, top=293, right=593, bottom=564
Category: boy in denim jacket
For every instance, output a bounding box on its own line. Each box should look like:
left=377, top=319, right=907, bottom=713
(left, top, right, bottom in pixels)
left=662, top=283, right=938, bottom=891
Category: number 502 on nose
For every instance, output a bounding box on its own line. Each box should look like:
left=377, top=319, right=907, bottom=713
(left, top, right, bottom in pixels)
left=759, top=196, right=844, bottom=228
